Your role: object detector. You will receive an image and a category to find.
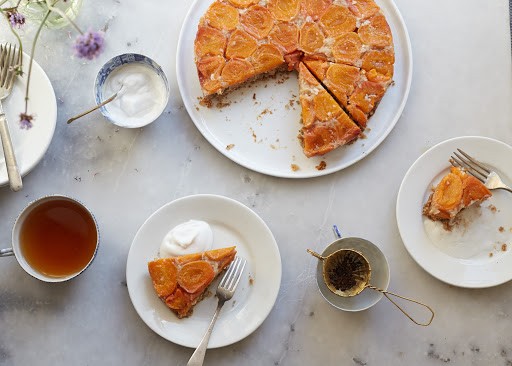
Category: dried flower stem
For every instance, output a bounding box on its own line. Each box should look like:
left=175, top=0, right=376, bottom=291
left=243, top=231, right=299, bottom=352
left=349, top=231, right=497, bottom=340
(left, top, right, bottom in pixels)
left=45, top=0, right=83, bottom=34
left=24, top=9, right=51, bottom=113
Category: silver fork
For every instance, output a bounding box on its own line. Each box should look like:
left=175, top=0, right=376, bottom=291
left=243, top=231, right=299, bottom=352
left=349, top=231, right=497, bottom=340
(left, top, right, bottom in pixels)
left=450, top=148, right=512, bottom=193
left=187, top=256, right=246, bottom=366
left=0, top=44, right=22, bottom=191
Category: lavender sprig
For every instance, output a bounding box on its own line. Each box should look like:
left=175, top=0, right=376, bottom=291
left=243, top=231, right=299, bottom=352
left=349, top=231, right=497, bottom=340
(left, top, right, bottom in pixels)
left=74, top=30, right=104, bottom=60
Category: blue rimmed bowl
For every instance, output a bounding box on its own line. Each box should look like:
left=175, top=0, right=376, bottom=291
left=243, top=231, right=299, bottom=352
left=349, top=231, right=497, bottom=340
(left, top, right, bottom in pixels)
left=94, top=53, right=170, bottom=128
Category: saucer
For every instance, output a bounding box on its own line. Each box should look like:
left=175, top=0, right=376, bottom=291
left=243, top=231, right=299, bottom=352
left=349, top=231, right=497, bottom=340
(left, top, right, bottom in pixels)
left=314, top=237, right=390, bottom=312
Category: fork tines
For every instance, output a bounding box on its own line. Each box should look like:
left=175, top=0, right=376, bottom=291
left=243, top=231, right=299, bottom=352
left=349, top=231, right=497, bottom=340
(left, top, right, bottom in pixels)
left=449, top=148, right=490, bottom=183
left=0, top=43, right=21, bottom=89
left=219, top=256, right=246, bottom=291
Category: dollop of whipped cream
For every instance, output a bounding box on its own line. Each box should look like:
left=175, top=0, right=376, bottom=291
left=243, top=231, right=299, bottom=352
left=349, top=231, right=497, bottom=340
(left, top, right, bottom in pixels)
left=160, top=220, right=213, bottom=257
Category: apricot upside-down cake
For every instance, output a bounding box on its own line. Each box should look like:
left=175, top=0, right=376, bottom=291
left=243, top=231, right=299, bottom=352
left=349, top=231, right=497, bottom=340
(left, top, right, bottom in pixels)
left=148, top=246, right=236, bottom=318
left=194, top=0, right=394, bottom=157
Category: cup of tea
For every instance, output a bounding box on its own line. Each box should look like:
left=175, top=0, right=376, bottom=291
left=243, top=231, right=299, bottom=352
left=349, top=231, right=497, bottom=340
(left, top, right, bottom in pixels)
left=0, top=195, right=99, bottom=282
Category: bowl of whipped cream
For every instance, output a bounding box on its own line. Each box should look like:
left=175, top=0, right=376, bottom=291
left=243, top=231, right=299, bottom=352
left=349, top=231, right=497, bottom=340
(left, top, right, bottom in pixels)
left=95, top=53, right=169, bottom=128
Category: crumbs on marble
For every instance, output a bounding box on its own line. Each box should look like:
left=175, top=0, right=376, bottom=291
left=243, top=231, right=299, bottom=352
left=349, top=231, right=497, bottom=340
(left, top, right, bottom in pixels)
left=427, top=344, right=451, bottom=363
left=226, top=144, right=235, bottom=151
left=291, top=164, right=300, bottom=172
left=315, top=161, right=327, bottom=171
left=499, top=226, right=505, bottom=232
left=502, top=243, right=508, bottom=252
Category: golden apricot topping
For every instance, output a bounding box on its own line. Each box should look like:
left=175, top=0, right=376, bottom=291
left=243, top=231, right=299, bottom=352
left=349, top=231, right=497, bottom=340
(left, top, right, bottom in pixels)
left=319, top=5, right=356, bottom=37
left=227, top=0, right=257, bottom=8
left=147, top=259, right=178, bottom=298
left=313, top=91, right=342, bottom=121
left=331, top=32, right=362, bottom=65
left=346, top=105, right=368, bottom=128
left=303, top=59, right=328, bottom=79
left=302, top=0, right=332, bottom=21
left=325, top=63, right=360, bottom=105
left=358, top=14, right=393, bottom=49
left=299, top=22, right=325, bottom=54
left=197, top=55, right=225, bottom=94
left=251, top=44, right=285, bottom=73
left=268, top=0, right=300, bottom=21
left=177, top=260, right=215, bottom=294
left=346, top=0, right=379, bottom=19
left=361, top=49, right=394, bottom=80
left=195, top=26, right=226, bottom=58
left=432, top=173, right=464, bottom=212
left=240, top=5, right=274, bottom=39
left=268, top=22, right=299, bottom=54
left=204, top=2, right=239, bottom=31
left=221, top=58, right=255, bottom=85
left=349, top=80, right=385, bottom=114
left=226, top=29, right=258, bottom=59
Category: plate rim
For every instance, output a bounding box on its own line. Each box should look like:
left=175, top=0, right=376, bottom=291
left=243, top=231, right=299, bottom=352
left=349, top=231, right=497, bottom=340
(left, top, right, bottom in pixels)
left=396, top=135, right=512, bottom=288
left=175, top=0, right=413, bottom=179
left=125, top=193, right=282, bottom=348
left=0, top=52, right=57, bottom=186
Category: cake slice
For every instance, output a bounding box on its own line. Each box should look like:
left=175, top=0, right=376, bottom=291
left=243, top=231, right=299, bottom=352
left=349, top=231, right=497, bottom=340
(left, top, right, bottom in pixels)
left=148, top=246, right=236, bottom=318
left=423, top=167, right=491, bottom=223
left=303, top=58, right=391, bottom=129
left=298, top=62, right=361, bottom=157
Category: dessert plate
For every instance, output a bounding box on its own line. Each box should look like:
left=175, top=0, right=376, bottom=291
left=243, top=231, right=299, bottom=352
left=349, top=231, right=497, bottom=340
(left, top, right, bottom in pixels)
left=397, top=136, right=512, bottom=288
left=176, top=0, right=412, bottom=178
left=126, top=194, right=282, bottom=348
left=0, top=52, right=57, bottom=186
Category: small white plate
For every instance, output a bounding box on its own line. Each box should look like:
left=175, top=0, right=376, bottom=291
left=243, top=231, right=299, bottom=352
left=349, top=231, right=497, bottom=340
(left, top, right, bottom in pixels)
left=176, top=0, right=412, bottom=178
left=397, top=136, right=512, bottom=288
left=126, top=194, right=282, bottom=348
left=0, top=52, right=57, bottom=186
left=315, top=237, right=390, bottom=312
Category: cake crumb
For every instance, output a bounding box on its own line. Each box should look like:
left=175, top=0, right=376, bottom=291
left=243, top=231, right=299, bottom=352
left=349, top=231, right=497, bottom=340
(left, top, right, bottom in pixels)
left=291, top=164, right=300, bottom=171
left=360, top=132, right=367, bottom=139
left=249, top=275, right=254, bottom=285
left=489, top=252, right=494, bottom=257
left=250, top=128, right=257, bottom=142
left=502, top=243, right=508, bottom=252
left=316, top=161, right=327, bottom=170
left=499, top=226, right=505, bottom=232
left=488, top=204, right=497, bottom=212
left=199, top=97, right=213, bottom=108
left=195, top=106, right=200, bottom=111
left=216, top=100, right=231, bottom=108
left=226, top=144, right=235, bottom=150
left=253, top=93, right=256, bottom=100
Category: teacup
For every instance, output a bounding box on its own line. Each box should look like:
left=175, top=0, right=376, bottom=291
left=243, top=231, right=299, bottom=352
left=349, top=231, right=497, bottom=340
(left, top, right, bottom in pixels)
left=0, top=194, right=99, bottom=282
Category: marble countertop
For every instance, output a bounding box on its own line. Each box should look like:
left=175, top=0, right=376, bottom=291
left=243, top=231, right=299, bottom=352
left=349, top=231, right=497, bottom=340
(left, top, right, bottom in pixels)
left=1, top=0, right=512, bottom=365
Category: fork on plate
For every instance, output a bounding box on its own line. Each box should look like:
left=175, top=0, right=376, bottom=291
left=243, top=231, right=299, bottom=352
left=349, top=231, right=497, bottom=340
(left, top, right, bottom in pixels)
left=0, top=43, right=22, bottom=191
left=187, top=256, right=247, bottom=366
left=450, top=148, right=512, bottom=193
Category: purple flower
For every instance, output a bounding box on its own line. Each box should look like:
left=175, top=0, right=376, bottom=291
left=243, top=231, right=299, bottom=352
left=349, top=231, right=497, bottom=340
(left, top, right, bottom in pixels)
left=74, top=30, right=105, bottom=60
left=19, top=113, right=33, bottom=130
left=7, top=11, right=25, bottom=29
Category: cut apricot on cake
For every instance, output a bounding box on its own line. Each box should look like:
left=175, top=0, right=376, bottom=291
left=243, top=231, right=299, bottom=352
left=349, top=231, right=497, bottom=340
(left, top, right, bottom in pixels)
left=268, top=0, right=300, bottom=21
left=298, top=62, right=360, bottom=157
left=319, top=5, right=357, bottom=37
left=299, top=22, right=325, bottom=54
left=251, top=44, right=285, bottom=74
left=227, top=0, right=256, bottom=8
left=148, top=246, right=237, bottom=318
left=204, top=2, right=239, bottom=31
left=240, top=5, right=274, bottom=39
left=347, top=0, right=380, bottom=19
left=194, top=26, right=226, bottom=58
left=268, top=22, right=299, bottom=54
left=221, top=59, right=255, bottom=86
left=302, top=0, right=333, bottom=21
left=362, top=49, right=394, bottom=81
left=423, top=167, right=491, bottom=223
left=358, top=14, right=393, bottom=49
left=331, top=32, right=363, bottom=65
left=196, top=55, right=225, bottom=95
left=226, top=29, right=258, bottom=59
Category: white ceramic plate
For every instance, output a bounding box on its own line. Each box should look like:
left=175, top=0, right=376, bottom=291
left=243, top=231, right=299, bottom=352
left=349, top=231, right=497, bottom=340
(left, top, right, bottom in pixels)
left=126, top=194, right=281, bottom=348
left=315, top=237, right=390, bottom=312
left=0, top=52, right=57, bottom=186
left=176, top=0, right=412, bottom=178
left=397, top=136, right=512, bottom=288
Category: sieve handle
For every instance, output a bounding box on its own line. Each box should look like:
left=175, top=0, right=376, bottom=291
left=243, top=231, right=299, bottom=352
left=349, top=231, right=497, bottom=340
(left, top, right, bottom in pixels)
left=306, top=249, right=325, bottom=260
left=367, top=285, right=435, bottom=326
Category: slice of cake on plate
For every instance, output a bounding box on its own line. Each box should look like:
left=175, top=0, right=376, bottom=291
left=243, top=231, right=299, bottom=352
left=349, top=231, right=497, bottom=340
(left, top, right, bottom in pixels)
left=423, top=166, right=492, bottom=223
left=298, top=62, right=361, bottom=157
left=148, top=246, right=236, bottom=318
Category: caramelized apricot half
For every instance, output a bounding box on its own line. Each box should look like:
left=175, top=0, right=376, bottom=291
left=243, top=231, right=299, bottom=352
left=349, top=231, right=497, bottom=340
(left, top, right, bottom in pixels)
left=165, top=288, right=192, bottom=317
left=313, top=91, right=342, bottom=121
left=299, top=22, right=325, bottom=54
left=195, top=26, right=226, bottom=58
left=361, top=49, right=394, bottom=80
left=148, top=258, right=178, bottom=298
left=268, top=0, right=300, bottom=21
left=221, top=59, right=255, bottom=85
left=268, top=22, right=299, bottom=54
left=346, top=105, right=367, bottom=128
left=174, top=252, right=203, bottom=265
left=227, top=0, right=257, bottom=8
left=302, top=0, right=332, bottom=21
left=332, top=32, right=362, bottom=65
left=206, top=247, right=237, bottom=269
left=177, top=260, right=215, bottom=294
left=226, top=29, right=258, bottom=59
left=319, top=5, right=356, bottom=37
left=325, top=63, right=360, bottom=106
left=347, top=0, right=380, bottom=19
left=205, top=2, right=239, bottom=31
left=349, top=81, right=385, bottom=114
left=251, top=44, right=285, bottom=73
left=197, top=55, right=225, bottom=94
left=358, top=14, right=393, bottom=49
left=241, top=5, right=274, bottom=39
left=432, top=172, right=464, bottom=212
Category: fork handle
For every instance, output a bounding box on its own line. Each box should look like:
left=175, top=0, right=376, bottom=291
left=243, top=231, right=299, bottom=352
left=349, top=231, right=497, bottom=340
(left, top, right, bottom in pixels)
left=0, top=113, right=22, bottom=191
left=187, top=299, right=225, bottom=366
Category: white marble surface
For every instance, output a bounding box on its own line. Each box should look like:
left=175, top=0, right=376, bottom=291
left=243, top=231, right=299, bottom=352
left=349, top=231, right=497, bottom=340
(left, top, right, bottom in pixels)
left=1, top=0, right=512, bottom=365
